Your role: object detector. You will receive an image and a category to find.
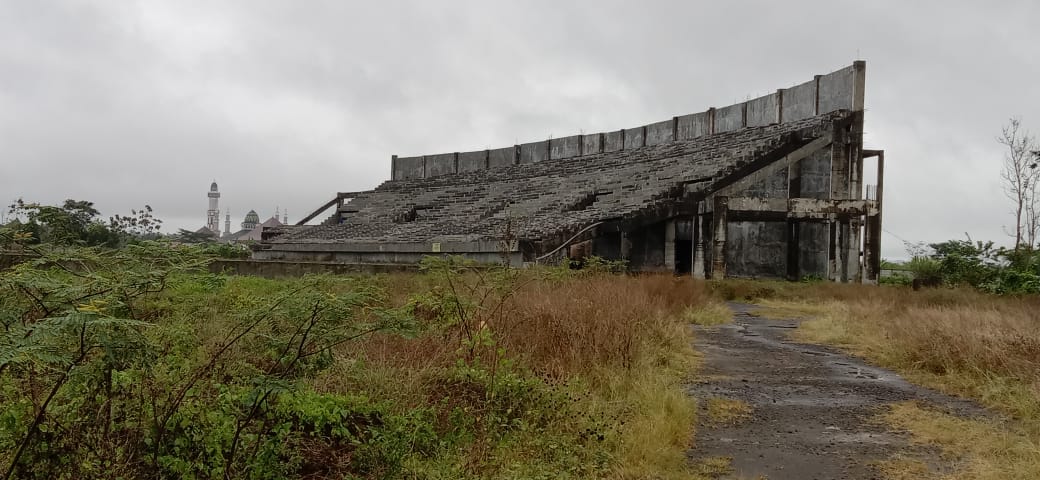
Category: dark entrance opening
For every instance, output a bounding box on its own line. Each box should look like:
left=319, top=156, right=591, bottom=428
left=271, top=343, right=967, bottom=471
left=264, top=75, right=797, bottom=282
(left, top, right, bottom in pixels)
left=675, top=239, right=693, bottom=274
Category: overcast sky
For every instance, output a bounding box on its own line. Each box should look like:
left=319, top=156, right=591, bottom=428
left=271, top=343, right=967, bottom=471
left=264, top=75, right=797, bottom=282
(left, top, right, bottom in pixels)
left=2, top=1, right=1038, bottom=259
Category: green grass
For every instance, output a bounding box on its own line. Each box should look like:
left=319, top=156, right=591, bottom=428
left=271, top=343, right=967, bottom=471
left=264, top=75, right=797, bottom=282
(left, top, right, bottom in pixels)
left=0, top=247, right=712, bottom=479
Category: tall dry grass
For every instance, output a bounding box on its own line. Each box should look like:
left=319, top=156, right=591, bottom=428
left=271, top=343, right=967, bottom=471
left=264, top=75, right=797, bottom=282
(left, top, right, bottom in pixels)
left=324, top=272, right=710, bottom=478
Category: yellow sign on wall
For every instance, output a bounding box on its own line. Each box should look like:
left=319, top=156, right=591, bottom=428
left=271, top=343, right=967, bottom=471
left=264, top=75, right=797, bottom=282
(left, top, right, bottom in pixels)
left=432, top=242, right=441, bottom=253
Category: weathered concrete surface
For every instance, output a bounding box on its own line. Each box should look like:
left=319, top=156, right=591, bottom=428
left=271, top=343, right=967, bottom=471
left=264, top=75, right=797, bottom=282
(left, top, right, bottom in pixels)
left=425, top=152, right=456, bottom=177
left=645, top=119, right=675, bottom=146
left=488, top=146, right=516, bottom=169
left=550, top=135, right=582, bottom=159
left=624, top=126, right=645, bottom=150
left=746, top=93, right=778, bottom=127
left=688, top=303, right=987, bottom=479
left=210, top=259, right=418, bottom=277
left=677, top=112, right=710, bottom=140
left=457, top=150, right=488, bottom=173
left=582, top=133, right=601, bottom=155
left=393, top=155, right=424, bottom=180
left=819, top=64, right=859, bottom=113
left=520, top=140, right=549, bottom=164
left=725, top=221, right=787, bottom=278
left=714, top=103, right=745, bottom=133
left=783, top=79, right=818, bottom=122
left=602, top=130, right=624, bottom=152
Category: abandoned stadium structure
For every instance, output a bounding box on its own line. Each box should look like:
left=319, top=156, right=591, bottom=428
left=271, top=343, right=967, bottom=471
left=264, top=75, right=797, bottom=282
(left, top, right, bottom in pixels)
left=258, top=61, right=885, bottom=282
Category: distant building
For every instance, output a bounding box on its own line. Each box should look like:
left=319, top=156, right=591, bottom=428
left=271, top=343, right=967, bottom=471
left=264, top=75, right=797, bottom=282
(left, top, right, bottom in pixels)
left=198, top=181, right=289, bottom=244
left=262, top=62, right=885, bottom=283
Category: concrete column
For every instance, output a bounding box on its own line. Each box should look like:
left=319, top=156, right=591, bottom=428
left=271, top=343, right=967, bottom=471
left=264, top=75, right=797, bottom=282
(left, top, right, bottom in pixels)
left=846, top=219, right=860, bottom=283
left=863, top=215, right=879, bottom=284
left=828, top=218, right=839, bottom=282
left=664, top=219, right=676, bottom=271
left=693, top=214, right=706, bottom=279
left=391, top=154, right=398, bottom=181
left=711, top=196, right=728, bottom=280
left=830, top=126, right=850, bottom=200
left=837, top=221, right=850, bottom=282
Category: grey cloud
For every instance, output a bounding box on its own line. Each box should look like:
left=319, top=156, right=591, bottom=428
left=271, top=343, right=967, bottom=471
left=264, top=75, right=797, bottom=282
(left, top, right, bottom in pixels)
left=2, top=1, right=1038, bottom=260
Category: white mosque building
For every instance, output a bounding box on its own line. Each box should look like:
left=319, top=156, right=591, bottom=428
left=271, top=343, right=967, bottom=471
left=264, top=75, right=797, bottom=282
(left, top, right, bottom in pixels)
left=196, top=181, right=288, bottom=243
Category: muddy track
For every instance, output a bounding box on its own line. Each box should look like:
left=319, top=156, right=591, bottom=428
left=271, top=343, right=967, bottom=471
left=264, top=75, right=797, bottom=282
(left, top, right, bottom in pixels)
left=687, top=303, right=987, bottom=479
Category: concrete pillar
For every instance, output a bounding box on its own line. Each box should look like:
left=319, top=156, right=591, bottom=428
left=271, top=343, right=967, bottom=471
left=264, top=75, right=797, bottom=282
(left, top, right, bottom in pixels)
left=863, top=215, right=878, bottom=284
left=620, top=231, right=630, bottom=263
left=845, top=220, right=859, bottom=283
left=828, top=218, right=839, bottom=282
left=711, top=196, right=728, bottom=280
left=693, top=214, right=706, bottom=279
left=835, top=220, right=850, bottom=283
left=664, top=219, right=676, bottom=271
left=830, top=125, right=850, bottom=200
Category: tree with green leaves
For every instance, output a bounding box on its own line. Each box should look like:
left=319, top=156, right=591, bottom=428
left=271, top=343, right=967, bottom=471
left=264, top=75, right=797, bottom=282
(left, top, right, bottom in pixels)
left=5, top=199, right=162, bottom=248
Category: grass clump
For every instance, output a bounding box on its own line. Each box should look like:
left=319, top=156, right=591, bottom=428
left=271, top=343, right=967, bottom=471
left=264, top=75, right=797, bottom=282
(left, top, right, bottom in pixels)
left=704, top=397, right=753, bottom=426
left=684, top=302, right=733, bottom=326
left=881, top=401, right=1040, bottom=480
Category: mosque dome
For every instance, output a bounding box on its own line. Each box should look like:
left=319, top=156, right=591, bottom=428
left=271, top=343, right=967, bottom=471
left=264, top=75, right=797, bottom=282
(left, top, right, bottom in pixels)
left=242, top=210, right=260, bottom=230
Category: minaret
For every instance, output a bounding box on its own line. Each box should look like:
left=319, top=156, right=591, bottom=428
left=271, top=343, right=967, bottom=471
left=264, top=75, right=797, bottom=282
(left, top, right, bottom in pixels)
left=283, top=210, right=288, bottom=224
left=207, top=181, right=221, bottom=235
left=225, top=210, right=231, bottom=236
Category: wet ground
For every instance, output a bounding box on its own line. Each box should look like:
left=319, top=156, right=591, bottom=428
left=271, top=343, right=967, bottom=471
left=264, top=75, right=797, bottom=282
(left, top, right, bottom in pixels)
left=687, top=303, right=987, bottom=479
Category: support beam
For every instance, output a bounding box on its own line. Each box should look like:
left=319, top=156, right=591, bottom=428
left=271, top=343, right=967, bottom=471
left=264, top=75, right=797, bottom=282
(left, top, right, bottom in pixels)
left=714, top=135, right=832, bottom=197
left=711, top=196, right=728, bottom=280
left=296, top=196, right=341, bottom=226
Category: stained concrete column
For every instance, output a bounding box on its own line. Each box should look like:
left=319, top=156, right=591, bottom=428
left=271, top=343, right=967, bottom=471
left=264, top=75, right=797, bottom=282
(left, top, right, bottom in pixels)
left=664, top=219, right=676, bottom=271
left=620, top=231, right=630, bottom=264
left=847, top=219, right=861, bottom=283
left=693, top=213, right=706, bottom=279
left=828, top=218, right=840, bottom=282
left=863, top=215, right=879, bottom=284
left=711, top=196, right=728, bottom=280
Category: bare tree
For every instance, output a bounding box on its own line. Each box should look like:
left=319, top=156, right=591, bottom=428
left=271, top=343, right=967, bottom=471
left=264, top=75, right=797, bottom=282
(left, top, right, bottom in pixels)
left=998, top=118, right=1039, bottom=249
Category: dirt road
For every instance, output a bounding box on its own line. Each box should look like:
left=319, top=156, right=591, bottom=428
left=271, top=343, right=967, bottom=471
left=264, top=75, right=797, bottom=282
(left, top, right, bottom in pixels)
left=687, top=303, right=986, bottom=479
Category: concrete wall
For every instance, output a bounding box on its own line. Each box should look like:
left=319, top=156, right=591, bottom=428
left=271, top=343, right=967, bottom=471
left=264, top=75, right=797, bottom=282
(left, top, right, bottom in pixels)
left=725, top=220, right=788, bottom=278
left=677, top=112, right=710, bottom=140
left=782, top=79, right=817, bottom=122
left=645, top=119, right=675, bottom=146
left=583, top=133, right=601, bottom=155
left=211, top=259, right=418, bottom=277
left=390, top=62, right=864, bottom=180
left=520, top=140, right=549, bottom=164
left=624, top=126, right=645, bottom=150
left=425, top=153, right=456, bottom=177
left=458, top=150, right=487, bottom=173
left=746, top=93, right=778, bottom=128
left=394, top=156, right=425, bottom=180
left=550, top=135, right=582, bottom=159
left=603, top=130, right=624, bottom=152
left=714, top=103, right=745, bottom=133
left=488, top=147, right=516, bottom=169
